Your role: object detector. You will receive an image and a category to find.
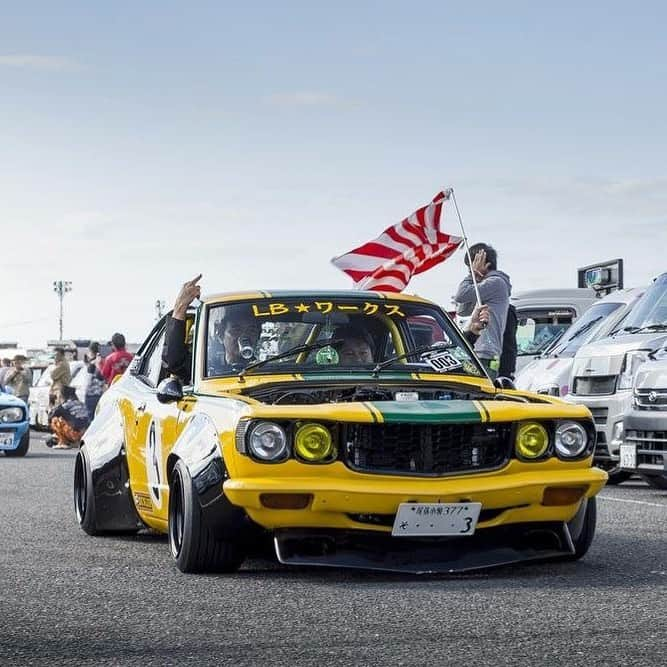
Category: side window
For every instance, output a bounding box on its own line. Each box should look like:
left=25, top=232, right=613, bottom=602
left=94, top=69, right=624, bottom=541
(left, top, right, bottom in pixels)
left=139, top=330, right=167, bottom=388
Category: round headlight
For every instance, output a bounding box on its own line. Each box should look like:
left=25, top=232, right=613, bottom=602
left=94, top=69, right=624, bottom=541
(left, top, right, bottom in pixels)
left=248, top=422, right=288, bottom=461
left=294, top=423, right=335, bottom=462
left=0, top=407, right=23, bottom=423
left=515, top=422, right=549, bottom=459
left=555, top=421, right=588, bottom=458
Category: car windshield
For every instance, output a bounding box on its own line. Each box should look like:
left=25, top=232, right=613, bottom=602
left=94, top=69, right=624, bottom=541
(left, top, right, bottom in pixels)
left=204, top=297, right=484, bottom=378
left=515, top=308, right=575, bottom=356
left=547, top=302, right=622, bottom=358
left=620, top=274, right=667, bottom=331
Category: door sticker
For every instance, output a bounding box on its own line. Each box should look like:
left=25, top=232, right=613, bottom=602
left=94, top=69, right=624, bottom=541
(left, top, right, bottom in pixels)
left=146, top=420, right=163, bottom=509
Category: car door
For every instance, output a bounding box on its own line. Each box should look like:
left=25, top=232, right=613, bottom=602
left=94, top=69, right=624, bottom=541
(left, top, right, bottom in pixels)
left=124, top=323, right=181, bottom=524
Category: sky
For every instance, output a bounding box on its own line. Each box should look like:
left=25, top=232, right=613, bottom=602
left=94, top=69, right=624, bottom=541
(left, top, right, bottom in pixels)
left=1, top=1, right=666, bottom=347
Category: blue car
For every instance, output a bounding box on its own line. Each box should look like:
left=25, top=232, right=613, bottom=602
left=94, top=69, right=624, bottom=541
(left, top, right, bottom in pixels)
left=0, top=390, right=30, bottom=457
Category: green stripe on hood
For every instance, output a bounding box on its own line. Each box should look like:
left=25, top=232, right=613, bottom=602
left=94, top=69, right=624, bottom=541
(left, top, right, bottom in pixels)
left=369, top=400, right=483, bottom=423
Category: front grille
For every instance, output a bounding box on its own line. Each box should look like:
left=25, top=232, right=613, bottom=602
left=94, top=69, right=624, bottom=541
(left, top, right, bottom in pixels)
left=341, top=423, right=512, bottom=476
left=573, top=376, right=617, bottom=396
left=634, top=389, right=667, bottom=411
left=625, top=430, right=667, bottom=466
left=589, top=407, right=609, bottom=426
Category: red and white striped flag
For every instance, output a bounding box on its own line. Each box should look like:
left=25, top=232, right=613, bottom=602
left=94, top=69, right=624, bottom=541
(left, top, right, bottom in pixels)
left=331, top=190, right=463, bottom=292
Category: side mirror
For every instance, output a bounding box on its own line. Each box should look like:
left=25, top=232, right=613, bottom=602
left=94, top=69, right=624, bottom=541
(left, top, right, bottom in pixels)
left=156, top=376, right=184, bottom=404
left=494, top=376, right=516, bottom=391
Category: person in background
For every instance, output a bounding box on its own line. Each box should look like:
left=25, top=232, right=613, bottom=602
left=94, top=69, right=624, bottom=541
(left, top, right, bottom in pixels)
left=4, top=355, right=32, bottom=403
left=454, top=243, right=512, bottom=379
left=0, top=358, right=12, bottom=391
left=48, top=386, right=90, bottom=449
left=101, top=333, right=133, bottom=384
left=84, top=341, right=106, bottom=418
left=50, top=349, right=72, bottom=409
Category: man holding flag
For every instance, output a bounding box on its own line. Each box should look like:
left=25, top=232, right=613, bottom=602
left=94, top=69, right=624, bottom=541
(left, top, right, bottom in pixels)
left=454, top=243, right=512, bottom=379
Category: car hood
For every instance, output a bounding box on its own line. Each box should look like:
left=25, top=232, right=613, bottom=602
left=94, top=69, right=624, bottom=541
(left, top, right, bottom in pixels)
left=634, top=359, right=667, bottom=390
left=515, top=357, right=574, bottom=395
left=572, top=333, right=667, bottom=377
left=0, top=391, right=27, bottom=408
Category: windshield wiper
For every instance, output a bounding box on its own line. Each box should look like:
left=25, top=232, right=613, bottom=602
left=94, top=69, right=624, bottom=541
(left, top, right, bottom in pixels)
left=613, top=326, right=642, bottom=336
left=238, top=339, right=343, bottom=382
left=372, top=341, right=454, bottom=378
left=637, top=323, right=667, bottom=332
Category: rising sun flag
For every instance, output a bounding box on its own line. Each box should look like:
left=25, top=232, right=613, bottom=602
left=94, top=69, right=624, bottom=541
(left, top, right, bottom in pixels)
left=331, top=190, right=464, bottom=292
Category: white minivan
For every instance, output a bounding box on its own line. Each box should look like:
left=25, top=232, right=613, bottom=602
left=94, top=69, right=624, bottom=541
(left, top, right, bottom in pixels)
left=512, top=288, right=598, bottom=374
left=565, top=272, right=667, bottom=483
left=516, top=288, right=645, bottom=397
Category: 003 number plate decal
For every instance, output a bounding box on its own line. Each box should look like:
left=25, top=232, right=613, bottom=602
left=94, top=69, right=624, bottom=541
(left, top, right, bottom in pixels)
left=391, top=502, right=482, bottom=537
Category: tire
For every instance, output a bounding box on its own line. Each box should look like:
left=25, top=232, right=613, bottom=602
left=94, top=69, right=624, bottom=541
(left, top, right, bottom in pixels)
left=640, top=473, right=667, bottom=490
left=605, top=466, right=632, bottom=485
left=4, top=431, right=30, bottom=457
left=168, top=459, right=245, bottom=574
left=74, top=450, right=100, bottom=535
left=565, top=497, right=597, bottom=560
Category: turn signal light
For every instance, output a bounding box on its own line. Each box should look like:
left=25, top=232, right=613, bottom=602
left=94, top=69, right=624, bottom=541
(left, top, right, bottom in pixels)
left=260, top=493, right=312, bottom=509
left=542, top=486, right=588, bottom=506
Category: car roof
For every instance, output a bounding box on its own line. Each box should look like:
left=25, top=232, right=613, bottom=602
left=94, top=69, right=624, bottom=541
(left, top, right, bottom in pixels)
left=200, top=290, right=432, bottom=305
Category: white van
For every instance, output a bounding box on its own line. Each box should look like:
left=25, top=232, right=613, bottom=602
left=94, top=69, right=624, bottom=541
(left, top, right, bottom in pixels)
left=512, top=288, right=598, bottom=374
left=565, top=272, right=667, bottom=484
left=516, top=288, right=644, bottom=397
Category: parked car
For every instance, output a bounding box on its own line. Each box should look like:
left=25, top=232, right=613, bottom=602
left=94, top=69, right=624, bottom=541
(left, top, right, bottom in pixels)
left=512, top=288, right=598, bottom=374
left=0, top=390, right=30, bottom=456
left=516, top=288, right=645, bottom=397
left=620, top=349, right=667, bottom=489
left=28, top=361, right=88, bottom=429
left=565, top=272, right=667, bottom=484
left=74, top=290, right=606, bottom=574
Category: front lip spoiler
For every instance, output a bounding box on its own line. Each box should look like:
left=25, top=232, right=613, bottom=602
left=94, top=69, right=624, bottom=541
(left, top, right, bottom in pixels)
left=273, top=523, right=575, bottom=574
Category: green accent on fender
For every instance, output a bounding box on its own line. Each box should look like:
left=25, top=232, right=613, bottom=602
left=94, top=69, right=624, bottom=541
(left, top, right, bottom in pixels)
left=369, top=400, right=483, bottom=424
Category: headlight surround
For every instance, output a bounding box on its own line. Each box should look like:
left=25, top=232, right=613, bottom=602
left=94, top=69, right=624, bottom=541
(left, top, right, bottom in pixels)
left=247, top=421, right=288, bottom=462
left=617, top=350, right=651, bottom=390
left=554, top=421, right=589, bottom=458
left=294, top=423, right=335, bottom=462
left=0, top=407, right=24, bottom=423
left=515, top=422, right=549, bottom=460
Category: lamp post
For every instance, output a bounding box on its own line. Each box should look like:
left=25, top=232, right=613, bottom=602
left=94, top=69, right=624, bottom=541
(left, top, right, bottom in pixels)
left=53, top=280, right=72, bottom=341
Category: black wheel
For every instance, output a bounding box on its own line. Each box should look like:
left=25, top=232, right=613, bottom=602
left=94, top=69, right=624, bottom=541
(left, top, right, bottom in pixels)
left=168, top=459, right=245, bottom=574
left=74, top=450, right=100, bottom=535
left=565, top=497, right=597, bottom=560
left=640, top=473, right=667, bottom=490
left=604, top=466, right=632, bottom=485
left=4, top=431, right=29, bottom=457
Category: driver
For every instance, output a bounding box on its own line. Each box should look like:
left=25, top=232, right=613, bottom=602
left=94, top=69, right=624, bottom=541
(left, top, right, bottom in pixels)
left=208, top=312, right=261, bottom=375
left=163, top=274, right=261, bottom=382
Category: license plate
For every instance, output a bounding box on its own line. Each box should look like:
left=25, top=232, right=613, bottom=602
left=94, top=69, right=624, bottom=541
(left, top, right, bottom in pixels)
left=0, top=432, right=15, bottom=449
left=619, top=444, right=637, bottom=470
left=392, top=502, right=482, bottom=537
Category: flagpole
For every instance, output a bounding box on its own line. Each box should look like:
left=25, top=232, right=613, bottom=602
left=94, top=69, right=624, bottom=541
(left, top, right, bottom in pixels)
left=448, top=188, right=483, bottom=308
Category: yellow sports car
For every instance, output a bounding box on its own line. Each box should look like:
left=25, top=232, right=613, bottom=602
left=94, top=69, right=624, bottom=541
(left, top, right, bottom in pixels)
left=74, top=291, right=607, bottom=573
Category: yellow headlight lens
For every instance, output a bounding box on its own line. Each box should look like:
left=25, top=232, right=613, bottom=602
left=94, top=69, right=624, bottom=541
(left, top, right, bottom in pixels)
left=515, top=422, right=549, bottom=459
left=294, top=423, right=335, bottom=462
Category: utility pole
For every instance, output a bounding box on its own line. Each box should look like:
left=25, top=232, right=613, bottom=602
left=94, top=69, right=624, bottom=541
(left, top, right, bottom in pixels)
left=155, top=299, right=166, bottom=321
left=53, top=280, right=72, bottom=341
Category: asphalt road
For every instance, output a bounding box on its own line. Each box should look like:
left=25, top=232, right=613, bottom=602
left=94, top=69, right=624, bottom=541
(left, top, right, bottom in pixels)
left=1, top=432, right=666, bottom=666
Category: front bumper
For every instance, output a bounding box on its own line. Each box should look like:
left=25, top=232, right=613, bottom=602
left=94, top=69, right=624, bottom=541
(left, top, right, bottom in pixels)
left=274, top=522, right=577, bottom=574
left=565, top=390, right=632, bottom=464
left=223, top=459, right=607, bottom=533
left=623, top=410, right=667, bottom=478
left=0, top=421, right=30, bottom=451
